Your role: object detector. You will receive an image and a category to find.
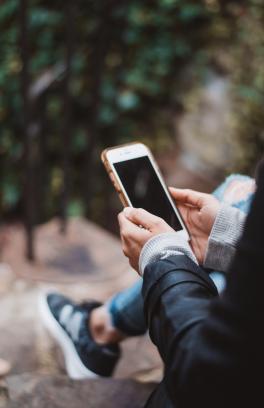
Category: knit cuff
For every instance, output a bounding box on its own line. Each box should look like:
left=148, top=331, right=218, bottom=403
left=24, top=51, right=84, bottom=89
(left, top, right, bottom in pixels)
left=139, top=232, right=197, bottom=276
left=204, top=204, right=246, bottom=272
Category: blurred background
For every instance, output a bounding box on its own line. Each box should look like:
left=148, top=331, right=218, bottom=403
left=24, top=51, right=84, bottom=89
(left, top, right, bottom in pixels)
left=0, top=1, right=263, bottom=403
left=1, top=0, right=263, bottom=258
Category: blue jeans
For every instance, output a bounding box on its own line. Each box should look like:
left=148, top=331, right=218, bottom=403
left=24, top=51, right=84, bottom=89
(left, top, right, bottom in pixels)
left=108, top=175, right=254, bottom=336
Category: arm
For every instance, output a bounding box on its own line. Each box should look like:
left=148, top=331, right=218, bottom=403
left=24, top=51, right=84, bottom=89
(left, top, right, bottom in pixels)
left=142, top=163, right=264, bottom=407
left=142, top=255, right=218, bottom=364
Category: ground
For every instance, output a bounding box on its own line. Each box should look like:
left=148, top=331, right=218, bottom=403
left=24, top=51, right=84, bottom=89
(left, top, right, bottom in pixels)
left=0, top=218, right=162, bottom=408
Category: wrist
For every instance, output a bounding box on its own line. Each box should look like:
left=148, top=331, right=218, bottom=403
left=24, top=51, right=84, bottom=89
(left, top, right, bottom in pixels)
left=139, top=231, right=197, bottom=276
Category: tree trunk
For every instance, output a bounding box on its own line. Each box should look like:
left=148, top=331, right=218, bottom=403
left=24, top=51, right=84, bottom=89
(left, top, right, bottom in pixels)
left=37, top=94, right=48, bottom=223
left=20, top=0, right=35, bottom=261
left=83, top=0, right=120, bottom=217
left=60, top=1, right=75, bottom=234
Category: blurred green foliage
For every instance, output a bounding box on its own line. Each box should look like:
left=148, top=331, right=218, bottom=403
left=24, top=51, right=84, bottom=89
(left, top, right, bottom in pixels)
left=0, top=0, right=263, bottom=225
left=230, top=0, right=264, bottom=174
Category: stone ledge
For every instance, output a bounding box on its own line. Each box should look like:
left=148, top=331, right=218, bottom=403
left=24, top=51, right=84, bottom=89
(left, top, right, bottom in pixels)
left=4, top=373, right=156, bottom=408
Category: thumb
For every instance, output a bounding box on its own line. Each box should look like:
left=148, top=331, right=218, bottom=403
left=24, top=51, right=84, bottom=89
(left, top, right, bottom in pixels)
left=169, top=187, right=206, bottom=209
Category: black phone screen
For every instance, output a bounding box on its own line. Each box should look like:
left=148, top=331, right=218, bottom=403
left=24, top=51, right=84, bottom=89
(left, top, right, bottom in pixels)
left=113, top=156, right=183, bottom=231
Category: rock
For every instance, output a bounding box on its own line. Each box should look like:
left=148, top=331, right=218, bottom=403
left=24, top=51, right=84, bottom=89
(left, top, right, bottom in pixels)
left=0, top=360, right=11, bottom=379
left=0, top=287, right=61, bottom=376
left=0, top=217, right=163, bottom=403
left=5, top=374, right=155, bottom=408
left=115, top=336, right=162, bottom=382
left=0, top=264, right=14, bottom=295
left=1, top=219, right=136, bottom=285
left=0, top=380, right=9, bottom=408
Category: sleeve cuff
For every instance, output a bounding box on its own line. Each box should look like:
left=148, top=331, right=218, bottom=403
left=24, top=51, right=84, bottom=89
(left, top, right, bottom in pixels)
left=139, top=231, right=197, bottom=276
left=204, top=204, right=246, bottom=272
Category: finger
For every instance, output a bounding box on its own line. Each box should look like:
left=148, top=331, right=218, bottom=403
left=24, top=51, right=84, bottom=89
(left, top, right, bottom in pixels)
left=169, top=187, right=207, bottom=209
left=118, top=212, right=150, bottom=240
left=123, top=207, right=163, bottom=230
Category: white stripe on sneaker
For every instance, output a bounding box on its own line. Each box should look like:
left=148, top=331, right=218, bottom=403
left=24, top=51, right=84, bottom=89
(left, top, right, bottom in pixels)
left=66, top=311, right=83, bottom=343
left=59, top=304, right=73, bottom=326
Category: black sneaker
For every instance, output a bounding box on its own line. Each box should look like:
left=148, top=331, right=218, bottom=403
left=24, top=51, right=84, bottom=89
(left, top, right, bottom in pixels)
left=39, top=292, right=121, bottom=379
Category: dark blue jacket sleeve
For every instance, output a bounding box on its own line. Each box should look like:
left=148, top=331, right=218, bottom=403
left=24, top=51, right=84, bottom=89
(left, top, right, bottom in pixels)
left=142, top=161, right=264, bottom=408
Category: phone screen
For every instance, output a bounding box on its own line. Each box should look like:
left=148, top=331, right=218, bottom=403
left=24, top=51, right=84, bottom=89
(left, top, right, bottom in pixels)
left=113, top=156, right=183, bottom=231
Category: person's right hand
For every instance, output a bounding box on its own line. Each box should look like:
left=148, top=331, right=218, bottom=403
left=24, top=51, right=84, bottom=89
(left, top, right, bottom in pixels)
left=169, top=188, right=220, bottom=264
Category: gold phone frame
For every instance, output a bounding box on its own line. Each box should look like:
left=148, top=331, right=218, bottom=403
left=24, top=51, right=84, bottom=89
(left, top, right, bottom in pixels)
left=101, top=142, right=189, bottom=239
left=101, top=142, right=141, bottom=207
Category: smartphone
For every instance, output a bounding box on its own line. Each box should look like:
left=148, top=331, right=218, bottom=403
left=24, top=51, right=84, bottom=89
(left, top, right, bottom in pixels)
left=101, top=142, right=189, bottom=239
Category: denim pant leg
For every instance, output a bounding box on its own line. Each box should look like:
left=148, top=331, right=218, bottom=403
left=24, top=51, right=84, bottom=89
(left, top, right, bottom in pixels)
left=107, top=279, right=147, bottom=336
left=108, top=270, right=225, bottom=336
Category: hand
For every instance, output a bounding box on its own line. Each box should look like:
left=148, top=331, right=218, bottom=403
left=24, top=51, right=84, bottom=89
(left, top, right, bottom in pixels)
left=169, top=188, right=220, bottom=264
left=118, top=207, right=174, bottom=272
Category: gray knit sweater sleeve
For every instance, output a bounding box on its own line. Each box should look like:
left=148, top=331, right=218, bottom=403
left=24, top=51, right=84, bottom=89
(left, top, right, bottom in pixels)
left=139, top=232, right=197, bottom=276
left=139, top=205, right=246, bottom=276
left=203, top=204, right=246, bottom=272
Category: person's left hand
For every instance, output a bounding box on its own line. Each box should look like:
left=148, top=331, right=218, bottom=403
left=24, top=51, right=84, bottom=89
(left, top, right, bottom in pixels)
left=118, top=207, right=174, bottom=272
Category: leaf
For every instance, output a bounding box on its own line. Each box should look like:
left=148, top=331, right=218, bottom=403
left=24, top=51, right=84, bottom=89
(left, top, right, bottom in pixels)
left=0, top=0, right=18, bottom=23
left=67, top=200, right=85, bottom=217
left=118, top=90, right=140, bottom=110
left=179, top=4, right=206, bottom=22
left=2, top=183, right=20, bottom=207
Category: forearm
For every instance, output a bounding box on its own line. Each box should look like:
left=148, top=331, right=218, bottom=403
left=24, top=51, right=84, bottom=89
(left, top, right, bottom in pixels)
left=142, top=255, right=225, bottom=406
left=142, top=255, right=218, bottom=363
left=143, top=255, right=263, bottom=407
left=143, top=165, right=264, bottom=407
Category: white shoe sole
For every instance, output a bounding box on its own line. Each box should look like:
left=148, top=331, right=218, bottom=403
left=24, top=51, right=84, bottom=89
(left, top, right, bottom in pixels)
left=39, top=292, right=99, bottom=380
